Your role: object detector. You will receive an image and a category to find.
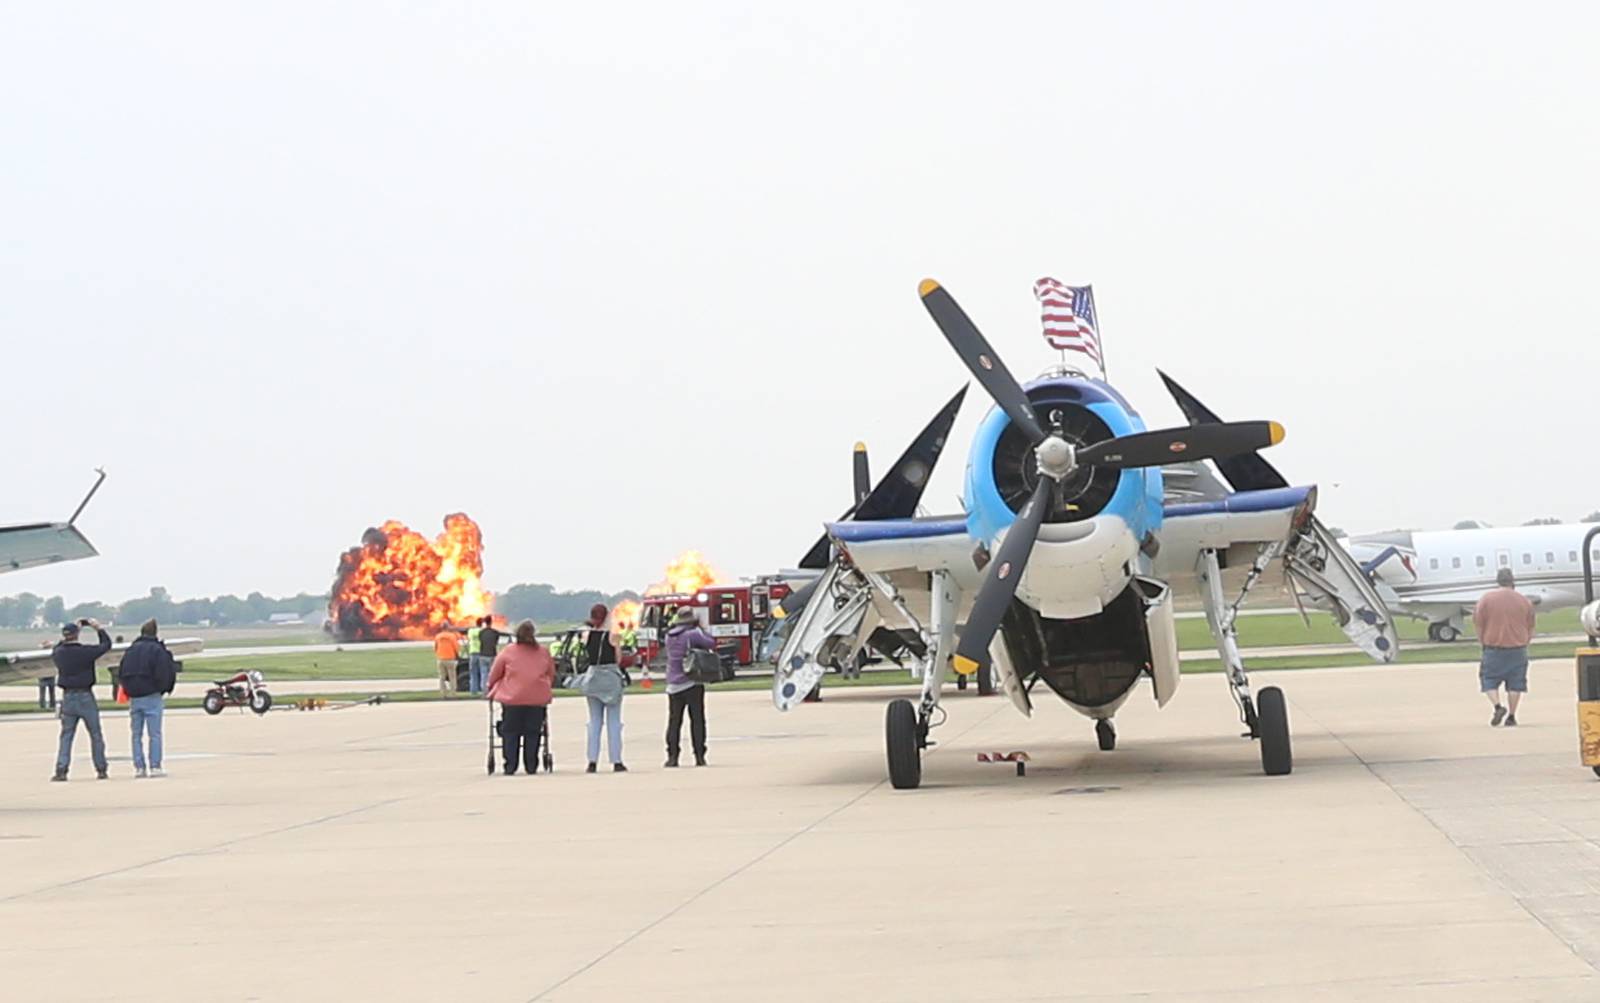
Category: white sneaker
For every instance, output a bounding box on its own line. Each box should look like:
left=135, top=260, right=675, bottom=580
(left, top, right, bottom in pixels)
left=149, top=767, right=166, bottom=778
left=134, top=768, right=148, bottom=779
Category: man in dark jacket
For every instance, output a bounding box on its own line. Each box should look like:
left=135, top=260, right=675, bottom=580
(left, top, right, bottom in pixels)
left=119, top=619, right=177, bottom=778
left=51, top=619, right=113, bottom=781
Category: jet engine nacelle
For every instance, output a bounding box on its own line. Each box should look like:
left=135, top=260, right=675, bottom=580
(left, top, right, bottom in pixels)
left=1582, top=600, right=1600, bottom=639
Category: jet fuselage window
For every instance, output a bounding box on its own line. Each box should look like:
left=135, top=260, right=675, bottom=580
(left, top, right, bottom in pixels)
left=1451, top=557, right=1461, bottom=569
left=1570, top=551, right=1579, bottom=563
left=1522, top=553, right=1532, bottom=565
left=1545, top=551, right=1555, bottom=564
left=1429, top=558, right=1439, bottom=570
left=1476, top=556, right=1486, bottom=568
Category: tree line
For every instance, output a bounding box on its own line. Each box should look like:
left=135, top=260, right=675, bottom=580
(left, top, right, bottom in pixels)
left=0, top=582, right=641, bottom=631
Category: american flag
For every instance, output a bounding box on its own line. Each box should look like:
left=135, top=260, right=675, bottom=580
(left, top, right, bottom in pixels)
left=1033, top=277, right=1102, bottom=374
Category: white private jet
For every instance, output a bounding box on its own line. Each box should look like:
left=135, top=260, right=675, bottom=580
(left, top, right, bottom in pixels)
left=774, top=280, right=1396, bottom=789
left=1347, top=523, right=1600, bottom=640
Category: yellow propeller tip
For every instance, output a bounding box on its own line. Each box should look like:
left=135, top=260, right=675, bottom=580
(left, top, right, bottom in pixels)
left=918, top=278, right=941, bottom=297
left=1268, top=421, right=1286, bottom=445
left=951, top=654, right=979, bottom=676
left=854, top=441, right=867, bottom=452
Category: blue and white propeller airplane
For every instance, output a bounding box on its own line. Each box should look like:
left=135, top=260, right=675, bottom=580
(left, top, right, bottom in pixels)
left=774, top=280, right=1397, bottom=789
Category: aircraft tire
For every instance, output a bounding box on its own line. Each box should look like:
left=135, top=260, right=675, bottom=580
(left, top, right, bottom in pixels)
left=977, top=663, right=995, bottom=696
left=1426, top=623, right=1440, bottom=642
left=1437, top=624, right=1460, bottom=643
left=1095, top=719, right=1116, bottom=751
left=1257, top=686, right=1292, bottom=776
left=885, top=699, right=922, bottom=790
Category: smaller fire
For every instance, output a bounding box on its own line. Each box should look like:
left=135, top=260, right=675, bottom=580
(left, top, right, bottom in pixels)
left=645, top=550, right=721, bottom=597
left=612, top=599, right=642, bottom=632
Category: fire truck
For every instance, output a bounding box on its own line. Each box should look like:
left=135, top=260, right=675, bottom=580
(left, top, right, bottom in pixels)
left=637, top=577, right=794, bottom=676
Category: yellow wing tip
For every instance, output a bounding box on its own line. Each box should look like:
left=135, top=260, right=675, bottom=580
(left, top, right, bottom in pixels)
left=918, top=278, right=941, bottom=297
left=854, top=441, right=867, bottom=452
left=1268, top=421, right=1286, bottom=445
left=951, top=654, right=979, bottom=676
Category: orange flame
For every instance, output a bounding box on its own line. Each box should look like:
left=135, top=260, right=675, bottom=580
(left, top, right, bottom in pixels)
left=612, top=599, right=642, bottom=632
left=329, top=513, right=491, bottom=641
left=644, top=550, right=721, bottom=597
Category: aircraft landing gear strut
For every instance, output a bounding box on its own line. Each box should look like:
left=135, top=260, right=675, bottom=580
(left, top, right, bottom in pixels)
left=886, top=570, right=959, bottom=790
left=1199, top=547, right=1293, bottom=776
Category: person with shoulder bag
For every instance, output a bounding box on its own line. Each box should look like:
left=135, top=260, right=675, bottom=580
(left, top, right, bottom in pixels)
left=663, top=606, right=717, bottom=767
left=576, top=603, right=627, bottom=773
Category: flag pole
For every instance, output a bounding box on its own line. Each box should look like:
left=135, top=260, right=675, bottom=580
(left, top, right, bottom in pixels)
left=1091, top=283, right=1106, bottom=380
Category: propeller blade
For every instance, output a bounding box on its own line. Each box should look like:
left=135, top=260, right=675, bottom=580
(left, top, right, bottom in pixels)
left=1076, top=420, right=1284, bottom=470
left=852, top=442, right=871, bottom=505
left=918, top=280, right=1047, bottom=445
left=952, top=475, right=1052, bottom=673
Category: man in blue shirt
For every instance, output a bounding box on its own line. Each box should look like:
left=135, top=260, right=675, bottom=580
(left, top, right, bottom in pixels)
left=51, top=619, right=113, bottom=781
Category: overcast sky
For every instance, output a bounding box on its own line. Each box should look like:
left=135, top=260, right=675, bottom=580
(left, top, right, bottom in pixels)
left=4, top=2, right=1597, bottom=605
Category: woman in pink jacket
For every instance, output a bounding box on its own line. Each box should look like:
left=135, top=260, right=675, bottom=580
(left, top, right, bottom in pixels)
left=487, top=621, right=556, bottom=775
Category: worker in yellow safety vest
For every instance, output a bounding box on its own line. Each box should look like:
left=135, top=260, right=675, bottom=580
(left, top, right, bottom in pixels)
left=465, top=620, right=485, bottom=694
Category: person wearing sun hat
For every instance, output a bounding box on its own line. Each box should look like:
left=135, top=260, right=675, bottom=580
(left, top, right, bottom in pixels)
left=663, top=606, right=717, bottom=767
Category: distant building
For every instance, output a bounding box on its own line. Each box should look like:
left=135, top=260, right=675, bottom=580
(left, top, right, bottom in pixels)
left=268, top=613, right=304, bottom=626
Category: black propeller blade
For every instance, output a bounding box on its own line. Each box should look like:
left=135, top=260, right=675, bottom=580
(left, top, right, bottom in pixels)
left=951, top=475, right=1052, bottom=675
left=1157, top=370, right=1290, bottom=491
left=919, top=280, right=1047, bottom=445
left=852, top=442, right=871, bottom=505
left=1075, top=420, right=1284, bottom=470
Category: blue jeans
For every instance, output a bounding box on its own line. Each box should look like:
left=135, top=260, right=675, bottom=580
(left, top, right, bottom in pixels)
left=56, top=690, right=107, bottom=775
left=469, top=654, right=491, bottom=694
left=586, top=696, right=624, bottom=764
left=129, top=693, right=165, bottom=770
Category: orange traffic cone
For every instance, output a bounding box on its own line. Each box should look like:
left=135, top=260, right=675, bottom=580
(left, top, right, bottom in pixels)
left=642, top=662, right=653, bottom=689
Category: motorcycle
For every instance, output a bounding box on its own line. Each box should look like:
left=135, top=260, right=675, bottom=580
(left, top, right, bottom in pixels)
left=202, top=670, right=272, bottom=715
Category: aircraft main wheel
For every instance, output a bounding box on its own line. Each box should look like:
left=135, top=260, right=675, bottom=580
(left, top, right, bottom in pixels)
left=1592, top=766, right=1600, bottom=780
left=956, top=674, right=968, bottom=691
left=1096, top=719, right=1116, bottom=751
left=1257, top=686, right=1292, bottom=776
left=1437, top=624, right=1460, bottom=643
left=885, top=699, right=922, bottom=790
left=1426, top=622, right=1440, bottom=642
left=202, top=692, right=225, bottom=715
left=977, top=663, right=995, bottom=696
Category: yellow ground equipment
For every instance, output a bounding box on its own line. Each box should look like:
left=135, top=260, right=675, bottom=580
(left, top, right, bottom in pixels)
left=1577, top=526, right=1600, bottom=777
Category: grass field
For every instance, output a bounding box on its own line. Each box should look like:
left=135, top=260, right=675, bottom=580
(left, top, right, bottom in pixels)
left=2, top=608, right=1587, bottom=715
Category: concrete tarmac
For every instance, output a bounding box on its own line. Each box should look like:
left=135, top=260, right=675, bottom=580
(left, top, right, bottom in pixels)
left=4, top=660, right=1600, bottom=1001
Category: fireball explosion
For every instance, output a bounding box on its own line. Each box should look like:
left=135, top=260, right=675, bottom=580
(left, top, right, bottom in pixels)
left=330, top=513, right=490, bottom=641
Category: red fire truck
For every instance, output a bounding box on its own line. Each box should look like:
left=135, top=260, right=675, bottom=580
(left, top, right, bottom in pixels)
left=637, top=578, right=793, bottom=675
